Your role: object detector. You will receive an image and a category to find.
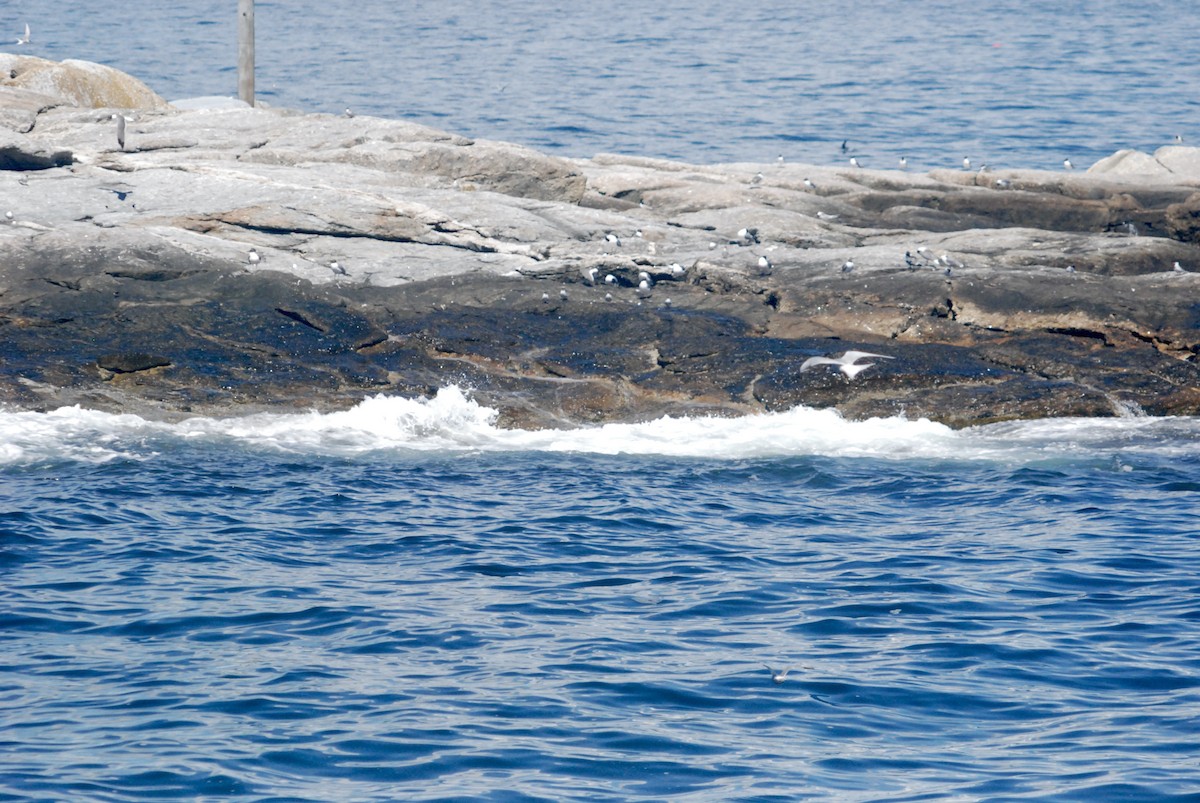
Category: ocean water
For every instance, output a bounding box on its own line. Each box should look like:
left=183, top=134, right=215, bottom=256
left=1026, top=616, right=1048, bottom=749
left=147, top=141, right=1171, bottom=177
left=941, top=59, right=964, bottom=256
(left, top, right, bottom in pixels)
left=2, top=390, right=1200, bottom=801
left=11, top=0, right=1200, bottom=168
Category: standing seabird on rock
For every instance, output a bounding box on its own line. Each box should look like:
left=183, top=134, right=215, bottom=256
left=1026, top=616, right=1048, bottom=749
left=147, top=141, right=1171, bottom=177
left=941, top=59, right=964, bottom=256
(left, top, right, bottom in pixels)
left=841, top=259, right=855, bottom=273
left=1175, top=134, right=1184, bottom=144
left=801, top=350, right=894, bottom=379
left=15, top=23, right=30, bottom=45
left=636, top=280, right=652, bottom=299
left=604, top=292, right=613, bottom=301
left=803, top=178, right=816, bottom=190
left=1174, top=261, right=1186, bottom=272
left=582, top=266, right=599, bottom=285
left=605, top=232, right=621, bottom=247
left=329, top=260, right=348, bottom=276
left=850, top=157, right=861, bottom=168
left=963, top=156, right=971, bottom=170
left=904, top=251, right=919, bottom=270
left=247, top=247, right=260, bottom=265
left=1063, top=158, right=1074, bottom=170
left=669, top=262, right=685, bottom=278
left=750, top=171, right=764, bottom=185
left=899, top=156, right=908, bottom=170
left=541, top=292, right=550, bottom=302
left=114, top=113, right=126, bottom=150
left=604, top=273, right=617, bottom=285
left=638, top=270, right=653, bottom=287
left=4, top=210, right=13, bottom=223
left=737, top=227, right=760, bottom=244
left=559, top=288, right=569, bottom=301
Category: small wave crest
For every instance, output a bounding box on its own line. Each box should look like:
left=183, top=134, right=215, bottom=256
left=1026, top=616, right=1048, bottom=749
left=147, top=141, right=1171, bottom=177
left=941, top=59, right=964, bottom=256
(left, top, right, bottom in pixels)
left=1, top=387, right=1196, bottom=465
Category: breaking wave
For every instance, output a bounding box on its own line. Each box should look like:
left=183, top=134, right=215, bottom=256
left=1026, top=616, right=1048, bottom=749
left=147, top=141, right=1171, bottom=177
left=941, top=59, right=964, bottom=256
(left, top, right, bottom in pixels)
left=1, top=386, right=1197, bottom=465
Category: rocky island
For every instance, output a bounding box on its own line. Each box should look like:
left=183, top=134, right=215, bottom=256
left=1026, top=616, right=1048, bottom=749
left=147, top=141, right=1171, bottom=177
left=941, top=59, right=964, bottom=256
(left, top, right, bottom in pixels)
left=2, top=55, right=1198, bottom=428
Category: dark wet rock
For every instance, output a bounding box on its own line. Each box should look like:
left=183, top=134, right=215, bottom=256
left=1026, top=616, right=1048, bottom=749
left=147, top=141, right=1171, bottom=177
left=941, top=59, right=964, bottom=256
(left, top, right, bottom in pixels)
left=0, top=58, right=1198, bottom=427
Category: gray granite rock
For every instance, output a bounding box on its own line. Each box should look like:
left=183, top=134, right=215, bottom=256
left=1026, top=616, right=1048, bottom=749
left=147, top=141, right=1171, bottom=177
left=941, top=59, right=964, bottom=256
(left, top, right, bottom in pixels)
left=0, top=58, right=1197, bottom=427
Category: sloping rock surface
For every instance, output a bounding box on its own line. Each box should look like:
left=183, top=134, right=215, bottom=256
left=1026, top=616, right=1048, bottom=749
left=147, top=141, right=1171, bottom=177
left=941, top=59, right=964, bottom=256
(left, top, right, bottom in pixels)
left=1, top=59, right=1197, bottom=427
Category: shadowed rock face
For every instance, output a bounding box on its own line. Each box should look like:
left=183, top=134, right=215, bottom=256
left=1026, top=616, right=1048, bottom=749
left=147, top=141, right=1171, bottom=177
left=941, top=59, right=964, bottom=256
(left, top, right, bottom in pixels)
left=0, top=59, right=1197, bottom=427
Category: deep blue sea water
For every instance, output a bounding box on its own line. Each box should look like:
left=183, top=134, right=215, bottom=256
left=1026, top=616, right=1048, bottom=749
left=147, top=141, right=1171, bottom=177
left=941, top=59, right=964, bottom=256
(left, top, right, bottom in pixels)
left=10, top=0, right=1200, bottom=168
left=5, top=3, right=1200, bottom=799
left=1, top=395, right=1199, bottom=801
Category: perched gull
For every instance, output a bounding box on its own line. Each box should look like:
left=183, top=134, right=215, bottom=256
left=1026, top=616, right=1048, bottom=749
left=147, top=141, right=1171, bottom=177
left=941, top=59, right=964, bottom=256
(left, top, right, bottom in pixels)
left=559, top=288, right=569, bottom=301
left=113, top=113, right=126, bottom=150
left=803, top=178, right=816, bottom=190
left=750, top=171, right=764, bottom=185
left=582, top=266, right=599, bottom=285
left=1174, top=261, right=1186, bottom=273
left=4, top=210, right=12, bottom=223
left=1063, top=158, right=1074, bottom=170
left=737, top=226, right=760, bottom=244
left=604, top=292, right=613, bottom=302
left=541, top=292, right=550, bottom=303
left=638, top=270, right=653, bottom=287
left=329, top=260, right=347, bottom=276
left=815, top=211, right=838, bottom=221
left=636, top=279, right=652, bottom=299
left=762, top=664, right=791, bottom=684
left=849, top=157, right=861, bottom=168
left=801, top=350, right=894, bottom=379
left=962, top=156, right=971, bottom=170
left=899, top=156, right=908, bottom=170
left=841, top=259, right=855, bottom=273
left=604, top=273, right=617, bottom=285
left=995, top=178, right=1012, bottom=189
left=669, top=262, right=685, bottom=277
left=15, top=23, right=30, bottom=45
left=605, top=232, right=621, bottom=247
left=757, top=254, right=772, bottom=274
left=904, top=251, right=919, bottom=270
left=247, top=247, right=260, bottom=265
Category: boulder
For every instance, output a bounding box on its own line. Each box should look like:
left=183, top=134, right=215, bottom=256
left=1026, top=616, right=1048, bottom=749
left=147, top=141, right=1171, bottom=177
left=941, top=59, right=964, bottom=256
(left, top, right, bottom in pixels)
left=0, top=54, right=170, bottom=111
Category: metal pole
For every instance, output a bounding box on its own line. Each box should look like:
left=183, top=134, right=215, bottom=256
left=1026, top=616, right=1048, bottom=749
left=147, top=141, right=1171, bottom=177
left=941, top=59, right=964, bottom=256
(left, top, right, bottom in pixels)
left=238, top=0, right=255, bottom=106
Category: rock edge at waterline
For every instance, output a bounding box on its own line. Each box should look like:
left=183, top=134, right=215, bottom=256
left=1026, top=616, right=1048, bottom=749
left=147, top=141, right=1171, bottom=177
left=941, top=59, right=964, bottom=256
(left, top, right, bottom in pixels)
left=1, top=56, right=1198, bottom=428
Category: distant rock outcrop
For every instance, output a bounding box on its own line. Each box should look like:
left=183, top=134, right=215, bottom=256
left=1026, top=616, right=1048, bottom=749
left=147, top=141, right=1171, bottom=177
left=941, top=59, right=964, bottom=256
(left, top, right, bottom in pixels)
left=0, top=58, right=1197, bottom=427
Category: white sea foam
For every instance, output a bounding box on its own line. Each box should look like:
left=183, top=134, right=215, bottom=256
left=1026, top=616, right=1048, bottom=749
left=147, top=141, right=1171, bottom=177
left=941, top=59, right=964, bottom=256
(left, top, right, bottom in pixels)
left=0, top=387, right=1196, bottom=465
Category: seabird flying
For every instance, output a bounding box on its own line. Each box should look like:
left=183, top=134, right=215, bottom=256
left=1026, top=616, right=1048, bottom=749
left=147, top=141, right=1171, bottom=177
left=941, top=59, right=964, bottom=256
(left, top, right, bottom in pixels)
left=800, top=350, right=894, bottom=378
left=15, top=23, right=30, bottom=45
left=763, top=664, right=791, bottom=684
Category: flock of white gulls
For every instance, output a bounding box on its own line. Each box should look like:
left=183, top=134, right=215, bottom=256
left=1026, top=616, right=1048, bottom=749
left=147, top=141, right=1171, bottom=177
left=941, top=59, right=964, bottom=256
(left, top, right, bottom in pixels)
left=16, top=20, right=1184, bottom=392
